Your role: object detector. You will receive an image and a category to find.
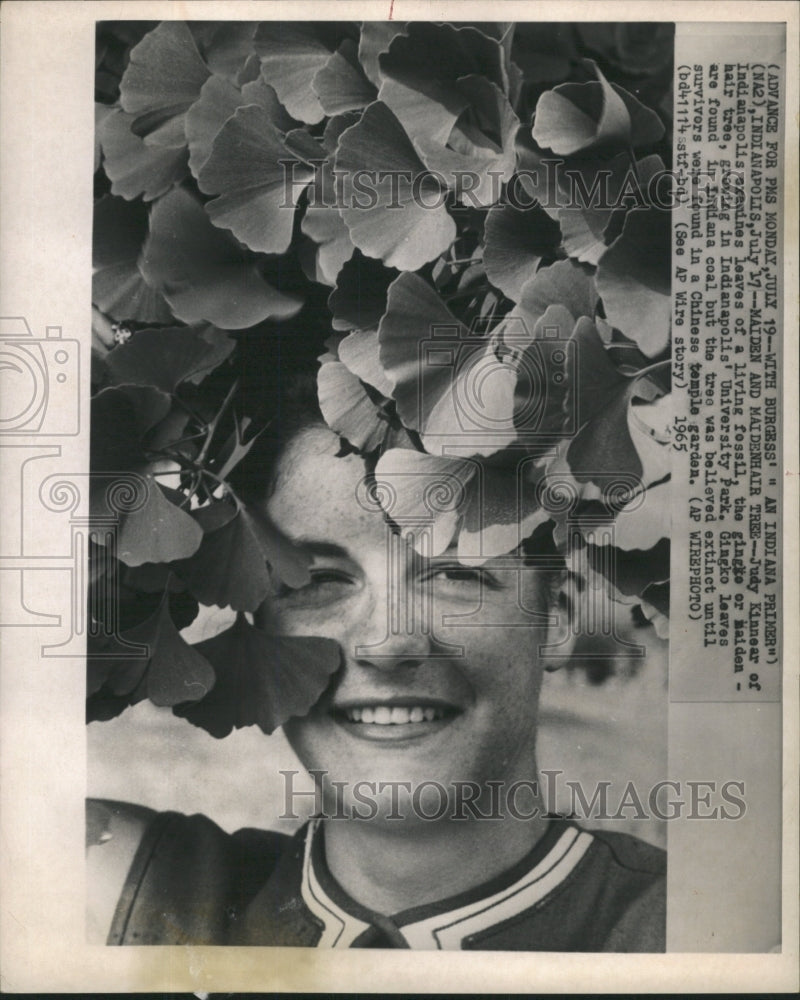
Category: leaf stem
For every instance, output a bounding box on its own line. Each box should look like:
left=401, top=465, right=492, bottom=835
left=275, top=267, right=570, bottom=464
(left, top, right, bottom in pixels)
left=196, top=377, right=240, bottom=467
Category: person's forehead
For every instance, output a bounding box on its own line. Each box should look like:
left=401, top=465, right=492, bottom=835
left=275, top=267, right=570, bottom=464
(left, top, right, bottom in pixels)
left=264, top=426, right=385, bottom=545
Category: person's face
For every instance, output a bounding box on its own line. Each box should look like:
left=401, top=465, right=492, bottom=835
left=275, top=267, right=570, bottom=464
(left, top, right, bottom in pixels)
left=259, top=426, right=563, bottom=821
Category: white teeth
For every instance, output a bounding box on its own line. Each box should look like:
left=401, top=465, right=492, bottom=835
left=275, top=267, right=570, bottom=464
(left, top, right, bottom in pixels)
left=343, top=705, right=448, bottom=724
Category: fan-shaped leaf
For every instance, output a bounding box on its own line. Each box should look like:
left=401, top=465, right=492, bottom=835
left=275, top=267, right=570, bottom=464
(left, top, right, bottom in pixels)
left=197, top=105, right=319, bottom=254
left=378, top=22, right=507, bottom=147
left=503, top=259, right=598, bottom=335
left=174, top=501, right=310, bottom=611
left=379, top=273, right=517, bottom=456
left=301, top=114, right=358, bottom=285
left=317, top=360, right=388, bottom=452
left=484, top=202, right=561, bottom=301
left=510, top=23, right=578, bottom=85
left=119, top=21, right=210, bottom=147
left=90, top=596, right=215, bottom=707
left=185, top=74, right=242, bottom=176
left=92, top=195, right=173, bottom=323
left=328, top=251, right=397, bottom=332
left=358, top=21, right=407, bottom=88
left=104, top=326, right=231, bottom=392
left=338, top=327, right=394, bottom=397
left=606, top=481, right=671, bottom=551
left=413, top=76, right=520, bottom=207
left=335, top=102, right=456, bottom=271
left=194, top=22, right=259, bottom=82
left=532, top=60, right=663, bottom=157
left=374, top=449, right=476, bottom=555
left=575, top=23, right=675, bottom=76
left=313, top=38, right=376, bottom=114
left=458, top=458, right=551, bottom=560
left=140, top=188, right=303, bottom=327
left=99, top=106, right=189, bottom=201
left=254, top=22, right=347, bottom=124
left=567, top=362, right=665, bottom=486
left=114, top=477, right=203, bottom=567
left=90, top=385, right=171, bottom=473
left=556, top=153, right=665, bottom=265
left=174, top=615, right=342, bottom=737
left=596, top=206, right=671, bottom=357
left=587, top=536, right=670, bottom=602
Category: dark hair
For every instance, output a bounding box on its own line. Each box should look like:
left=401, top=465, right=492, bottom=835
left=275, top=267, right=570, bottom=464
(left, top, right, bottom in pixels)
left=230, top=368, right=326, bottom=505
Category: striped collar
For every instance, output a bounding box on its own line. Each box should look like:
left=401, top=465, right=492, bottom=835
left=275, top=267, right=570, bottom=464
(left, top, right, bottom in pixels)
left=299, top=817, right=594, bottom=949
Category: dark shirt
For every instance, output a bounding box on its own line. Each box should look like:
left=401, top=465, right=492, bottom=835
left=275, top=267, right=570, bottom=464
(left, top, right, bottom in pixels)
left=102, top=807, right=665, bottom=950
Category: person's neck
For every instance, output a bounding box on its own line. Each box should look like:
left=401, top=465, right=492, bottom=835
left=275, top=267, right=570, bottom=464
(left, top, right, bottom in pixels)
left=322, top=808, right=550, bottom=916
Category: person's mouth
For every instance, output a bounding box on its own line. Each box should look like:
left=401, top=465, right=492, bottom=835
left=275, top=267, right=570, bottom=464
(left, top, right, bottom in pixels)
left=330, top=698, right=462, bottom=740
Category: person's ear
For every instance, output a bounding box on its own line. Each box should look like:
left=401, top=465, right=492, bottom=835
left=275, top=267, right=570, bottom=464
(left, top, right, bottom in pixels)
left=541, top=575, right=577, bottom=672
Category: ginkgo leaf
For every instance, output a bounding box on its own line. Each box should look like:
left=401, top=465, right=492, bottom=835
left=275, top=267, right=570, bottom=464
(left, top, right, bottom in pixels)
left=504, top=259, right=598, bottom=336
left=185, top=74, right=243, bottom=176
left=114, top=477, right=203, bottom=567
left=587, top=536, right=670, bottom=602
left=413, top=76, right=520, bottom=207
left=328, top=251, right=397, bottom=331
left=119, top=21, right=210, bottom=147
left=197, top=105, right=319, bottom=254
left=510, top=22, right=578, bottom=85
left=374, top=448, right=476, bottom=555
left=608, top=481, right=671, bottom=551
left=338, top=328, right=394, bottom=397
left=317, top=360, right=388, bottom=452
left=532, top=60, right=664, bottom=157
left=576, top=23, right=675, bottom=75
left=140, top=187, right=303, bottom=327
left=483, top=202, right=561, bottom=301
left=458, top=458, right=551, bottom=561
left=628, top=395, right=672, bottom=487
left=193, top=21, right=259, bottom=81
left=174, top=500, right=310, bottom=611
left=254, top=22, right=349, bottom=124
left=567, top=365, right=664, bottom=486
left=89, top=595, right=215, bottom=707
left=378, top=272, right=517, bottom=456
left=174, top=615, right=342, bottom=737
left=358, top=21, right=408, bottom=88
left=99, top=106, right=189, bottom=201
left=184, top=324, right=237, bottom=384
left=556, top=153, right=665, bottom=265
left=92, top=195, right=173, bottom=323
left=104, top=326, right=230, bottom=393
left=312, top=38, right=376, bottom=114
left=301, top=114, right=358, bottom=285
left=335, top=102, right=456, bottom=271
left=596, top=206, right=671, bottom=357
left=378, top=22, right=507, bottom=148
left=90, top=384, right=171, bottom=473
left=507, top=305, right=582, bottom=451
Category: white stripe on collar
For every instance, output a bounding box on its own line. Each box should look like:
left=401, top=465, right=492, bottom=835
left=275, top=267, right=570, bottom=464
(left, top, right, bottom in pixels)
left=300, top=819, right=371, bottom=947
left=400, top=826, right=593, bottom=949
left=300, top=819, right=594, bottom=950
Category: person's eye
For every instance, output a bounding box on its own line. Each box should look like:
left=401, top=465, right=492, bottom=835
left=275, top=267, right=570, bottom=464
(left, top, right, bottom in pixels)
left=273, top=569, right=356, bottom=607
left=424, top=566, right=500, bottom=592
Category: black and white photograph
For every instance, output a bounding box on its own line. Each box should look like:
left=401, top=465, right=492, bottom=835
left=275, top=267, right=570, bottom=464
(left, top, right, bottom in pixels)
left=0, top=1, right=797, bottom=993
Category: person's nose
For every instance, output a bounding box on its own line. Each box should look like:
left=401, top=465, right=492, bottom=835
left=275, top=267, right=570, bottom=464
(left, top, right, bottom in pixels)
left=346, top=557, right=434, bottom=673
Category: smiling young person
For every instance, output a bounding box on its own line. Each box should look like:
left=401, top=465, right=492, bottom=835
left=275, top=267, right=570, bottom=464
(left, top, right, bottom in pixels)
left=87, top=375, right=666, bottom=951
